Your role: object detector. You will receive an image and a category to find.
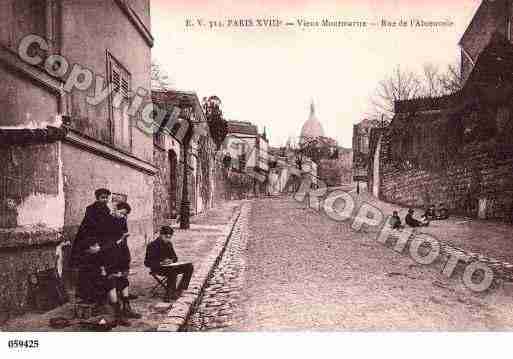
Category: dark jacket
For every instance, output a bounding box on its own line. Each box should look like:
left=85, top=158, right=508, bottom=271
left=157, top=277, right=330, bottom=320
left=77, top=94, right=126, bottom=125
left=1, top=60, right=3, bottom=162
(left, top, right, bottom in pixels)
left=423, top=208, right=436, bottom=220
left=390, top=215, right=402, bottom=229
left=101, top=216, right=131, bottom=273
left=405, top=213, right=422, bottom=227
left=144, top=238, right=178, bottom=272
left=71, top=201, right=113, bottom=268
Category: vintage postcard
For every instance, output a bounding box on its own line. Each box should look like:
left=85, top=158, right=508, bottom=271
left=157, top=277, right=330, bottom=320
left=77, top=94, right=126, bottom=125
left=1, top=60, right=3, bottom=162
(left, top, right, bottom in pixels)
left=0, top=0, right=512, bottom=355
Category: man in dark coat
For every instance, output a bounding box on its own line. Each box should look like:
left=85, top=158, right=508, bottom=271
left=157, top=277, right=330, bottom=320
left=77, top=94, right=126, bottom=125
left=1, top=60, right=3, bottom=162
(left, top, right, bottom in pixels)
left=405, top=209, right=429, bottom=227
left=145, top=226, right=194, bottom=302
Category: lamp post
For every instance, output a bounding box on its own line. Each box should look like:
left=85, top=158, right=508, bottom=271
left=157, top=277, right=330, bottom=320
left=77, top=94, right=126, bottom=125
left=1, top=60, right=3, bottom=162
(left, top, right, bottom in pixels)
left=178, top=95, right=194, bottom=230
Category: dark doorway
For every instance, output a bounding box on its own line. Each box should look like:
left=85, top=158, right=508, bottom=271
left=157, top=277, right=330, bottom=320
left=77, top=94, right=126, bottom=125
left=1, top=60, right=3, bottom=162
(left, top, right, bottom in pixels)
left=169, top=150, right=178, bottom=218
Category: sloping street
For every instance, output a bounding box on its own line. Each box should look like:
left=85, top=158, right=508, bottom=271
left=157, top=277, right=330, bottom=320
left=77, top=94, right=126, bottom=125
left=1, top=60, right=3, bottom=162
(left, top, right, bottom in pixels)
left=188, top=195, right=513, bottom=331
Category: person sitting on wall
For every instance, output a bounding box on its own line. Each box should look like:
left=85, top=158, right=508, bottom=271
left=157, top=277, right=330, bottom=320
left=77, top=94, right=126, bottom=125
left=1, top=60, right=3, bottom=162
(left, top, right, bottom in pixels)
left=405, top=209, right=429, bottom=227
left=144, top=226, right=194, bottom=302
left=422, top=205, right=437, bottom=221
left=389, top=211, right=404, bottom=230
left=436, top=203, right=450, bottom=220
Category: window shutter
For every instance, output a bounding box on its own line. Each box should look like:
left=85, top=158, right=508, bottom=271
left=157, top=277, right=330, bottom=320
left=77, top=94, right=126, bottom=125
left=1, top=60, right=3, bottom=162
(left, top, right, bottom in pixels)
left=108, top=55, right=131, bottom=151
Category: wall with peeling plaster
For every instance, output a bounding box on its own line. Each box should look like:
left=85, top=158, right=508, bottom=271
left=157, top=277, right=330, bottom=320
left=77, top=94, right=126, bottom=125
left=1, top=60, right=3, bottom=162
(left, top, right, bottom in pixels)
left=0, top=143, right=63, bottom=228
left=61, top=142, right=154, bottom=268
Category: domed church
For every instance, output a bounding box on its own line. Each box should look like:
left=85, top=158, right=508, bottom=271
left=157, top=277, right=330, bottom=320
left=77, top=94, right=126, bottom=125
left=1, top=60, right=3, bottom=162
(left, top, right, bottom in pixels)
left=299, top=101, right=325, bottom=145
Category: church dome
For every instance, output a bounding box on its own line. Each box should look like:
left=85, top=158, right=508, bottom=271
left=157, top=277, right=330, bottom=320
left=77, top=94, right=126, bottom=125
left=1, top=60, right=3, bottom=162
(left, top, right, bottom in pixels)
left=300, top=101, right=325, bottom=143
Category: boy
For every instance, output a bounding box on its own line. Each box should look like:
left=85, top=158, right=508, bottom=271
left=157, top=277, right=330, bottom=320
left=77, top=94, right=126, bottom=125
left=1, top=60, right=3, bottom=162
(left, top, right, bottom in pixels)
left=100, top=201, right=141, bottom=323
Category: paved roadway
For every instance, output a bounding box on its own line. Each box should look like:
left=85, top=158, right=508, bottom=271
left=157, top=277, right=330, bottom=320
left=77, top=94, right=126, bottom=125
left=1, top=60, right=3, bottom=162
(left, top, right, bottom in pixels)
left=187, top=196, right=513, bottom=331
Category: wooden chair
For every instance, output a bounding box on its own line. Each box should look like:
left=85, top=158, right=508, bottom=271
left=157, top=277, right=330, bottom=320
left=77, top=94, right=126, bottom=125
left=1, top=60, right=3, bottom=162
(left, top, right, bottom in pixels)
left=149, top=272, right=168, bottom=297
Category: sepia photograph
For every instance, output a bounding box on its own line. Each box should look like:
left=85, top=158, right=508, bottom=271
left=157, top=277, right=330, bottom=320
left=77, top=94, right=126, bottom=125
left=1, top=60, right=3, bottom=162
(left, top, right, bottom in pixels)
left=1, top=0, right=513, bottom=356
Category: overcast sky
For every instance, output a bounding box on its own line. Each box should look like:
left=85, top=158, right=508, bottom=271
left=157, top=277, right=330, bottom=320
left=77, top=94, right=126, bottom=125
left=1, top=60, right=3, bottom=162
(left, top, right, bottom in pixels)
left=150, top=0, right=480, bottom=148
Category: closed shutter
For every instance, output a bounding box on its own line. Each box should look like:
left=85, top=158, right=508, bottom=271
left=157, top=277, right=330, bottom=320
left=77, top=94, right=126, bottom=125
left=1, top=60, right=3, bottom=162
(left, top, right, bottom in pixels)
left=109, top=55, right=131, bottom=151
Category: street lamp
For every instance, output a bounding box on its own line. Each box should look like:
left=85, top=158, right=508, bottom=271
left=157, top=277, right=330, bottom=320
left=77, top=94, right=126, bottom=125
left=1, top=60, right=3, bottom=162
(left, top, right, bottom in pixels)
left=178, top=95, right=194, bottom=230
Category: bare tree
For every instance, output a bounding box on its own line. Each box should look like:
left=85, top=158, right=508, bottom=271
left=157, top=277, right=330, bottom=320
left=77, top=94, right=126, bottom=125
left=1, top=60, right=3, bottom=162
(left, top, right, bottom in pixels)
left=368, top=63, right=464, bottom=122
left=421, top=62, right=464, bottom=97
left=151, top=60, right=173, bottom=90
left=370, top=66, right=423, bottom=119
left=421, top=63, right=445, bottom=98
left=439, top=63, right=464, bottom=94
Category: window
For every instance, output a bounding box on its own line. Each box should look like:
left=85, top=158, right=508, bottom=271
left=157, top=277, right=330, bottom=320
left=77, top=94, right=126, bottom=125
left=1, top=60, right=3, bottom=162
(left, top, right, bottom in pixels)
left=108, top=53, right=132, bottom=151
left=497, top=106, right=510, bottom=135
left=239, top=153, right=246, bottom=172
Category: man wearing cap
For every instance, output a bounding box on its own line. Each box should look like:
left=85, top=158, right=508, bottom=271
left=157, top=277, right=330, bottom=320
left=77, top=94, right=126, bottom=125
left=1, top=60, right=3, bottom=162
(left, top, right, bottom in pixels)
left=71, top=188, right=116, bottom=304
left=145, top=226, right=194, bottom=301
left=405, top=208, right=429, bottom=227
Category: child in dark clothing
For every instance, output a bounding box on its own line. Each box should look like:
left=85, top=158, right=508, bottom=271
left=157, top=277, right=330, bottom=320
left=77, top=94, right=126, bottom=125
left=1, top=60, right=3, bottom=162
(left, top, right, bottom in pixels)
left=98, top=201, right=141, bottom=323
left=389, top=211, right=403, bottom=230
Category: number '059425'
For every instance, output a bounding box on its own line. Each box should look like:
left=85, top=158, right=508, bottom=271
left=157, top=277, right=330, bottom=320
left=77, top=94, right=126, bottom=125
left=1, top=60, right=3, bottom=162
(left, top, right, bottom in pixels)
left=8, top=340, right=39, bottom=349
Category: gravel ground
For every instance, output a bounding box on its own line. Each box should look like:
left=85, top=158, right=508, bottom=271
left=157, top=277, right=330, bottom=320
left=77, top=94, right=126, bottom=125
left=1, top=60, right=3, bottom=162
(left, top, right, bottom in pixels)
left=188, top=195, right=513, bottom=331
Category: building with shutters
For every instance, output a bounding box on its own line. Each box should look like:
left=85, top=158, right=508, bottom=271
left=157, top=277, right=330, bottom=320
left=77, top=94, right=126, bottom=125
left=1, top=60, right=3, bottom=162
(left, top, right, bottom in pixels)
left=152, top=90, right=218, bottom=228
left=0, top=0, right=155, bottom=316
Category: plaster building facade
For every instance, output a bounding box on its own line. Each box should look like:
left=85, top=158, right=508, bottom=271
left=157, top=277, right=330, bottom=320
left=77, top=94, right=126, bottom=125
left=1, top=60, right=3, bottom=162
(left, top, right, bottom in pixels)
left=0, top=0, right=155, bottom=316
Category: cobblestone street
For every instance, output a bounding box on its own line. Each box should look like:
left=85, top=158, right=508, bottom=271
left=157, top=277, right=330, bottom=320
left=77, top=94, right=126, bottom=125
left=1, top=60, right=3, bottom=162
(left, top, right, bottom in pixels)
left=187, top=195, right=513, bottom=331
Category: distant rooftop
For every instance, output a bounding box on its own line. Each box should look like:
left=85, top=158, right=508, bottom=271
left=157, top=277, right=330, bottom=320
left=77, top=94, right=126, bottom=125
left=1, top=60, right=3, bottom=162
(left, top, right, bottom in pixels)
left=227, top=120, right=258, bottom=136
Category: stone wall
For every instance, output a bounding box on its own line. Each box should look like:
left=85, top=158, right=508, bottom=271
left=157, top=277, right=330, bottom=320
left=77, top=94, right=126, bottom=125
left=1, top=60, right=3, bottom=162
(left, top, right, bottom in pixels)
left=377, top=131, right=513, bottom=221
left=0, top=227, right=62, bottom=321
left=0, top=143, right=64, bottom=229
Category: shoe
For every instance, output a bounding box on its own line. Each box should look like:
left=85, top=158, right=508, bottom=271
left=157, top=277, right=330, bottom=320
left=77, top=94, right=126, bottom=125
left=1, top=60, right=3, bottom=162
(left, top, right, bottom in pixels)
left=112, top=302, right=131, bottom=327
left=122, top=300, right=142, bottom=319
left=165, top=292, right=180, bottom=302
left=113, top=316, right=131, bottom=327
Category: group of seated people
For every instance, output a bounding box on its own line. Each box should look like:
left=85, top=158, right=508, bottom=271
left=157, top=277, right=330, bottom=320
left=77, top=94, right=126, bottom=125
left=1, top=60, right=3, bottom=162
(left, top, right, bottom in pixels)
left=389, top=203, right=450, bottom=230
left=71, top=189, right=194, bottom=327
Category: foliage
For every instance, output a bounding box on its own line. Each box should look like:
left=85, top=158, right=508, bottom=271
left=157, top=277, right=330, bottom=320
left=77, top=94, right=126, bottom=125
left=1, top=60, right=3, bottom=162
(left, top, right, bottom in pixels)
left=203, top=95, right=228, bottom=150
left=198, top=136, right=213, bottom=207
left=300, top=136, right=339, bottom=164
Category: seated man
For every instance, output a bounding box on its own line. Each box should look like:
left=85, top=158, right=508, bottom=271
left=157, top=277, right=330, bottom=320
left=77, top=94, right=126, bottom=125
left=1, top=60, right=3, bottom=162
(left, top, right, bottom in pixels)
left=389, top=211, right=403, bottom=230
left=405, top=209, right=429, bottom=227
left=437, top=203, right=450, bottom=220
left=422, top=205, right=437, bottom=221
left=145, top=226, right=194, bottom=302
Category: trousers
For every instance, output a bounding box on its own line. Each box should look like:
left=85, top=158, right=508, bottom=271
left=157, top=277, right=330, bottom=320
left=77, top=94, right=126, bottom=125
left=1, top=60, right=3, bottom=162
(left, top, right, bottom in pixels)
left=157, top=263, right=194, bottom=298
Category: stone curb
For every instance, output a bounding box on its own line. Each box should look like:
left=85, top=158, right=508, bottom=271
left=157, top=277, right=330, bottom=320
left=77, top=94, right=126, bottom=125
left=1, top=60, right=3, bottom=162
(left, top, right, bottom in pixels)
left=157, top=203, right=246, bottom=331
